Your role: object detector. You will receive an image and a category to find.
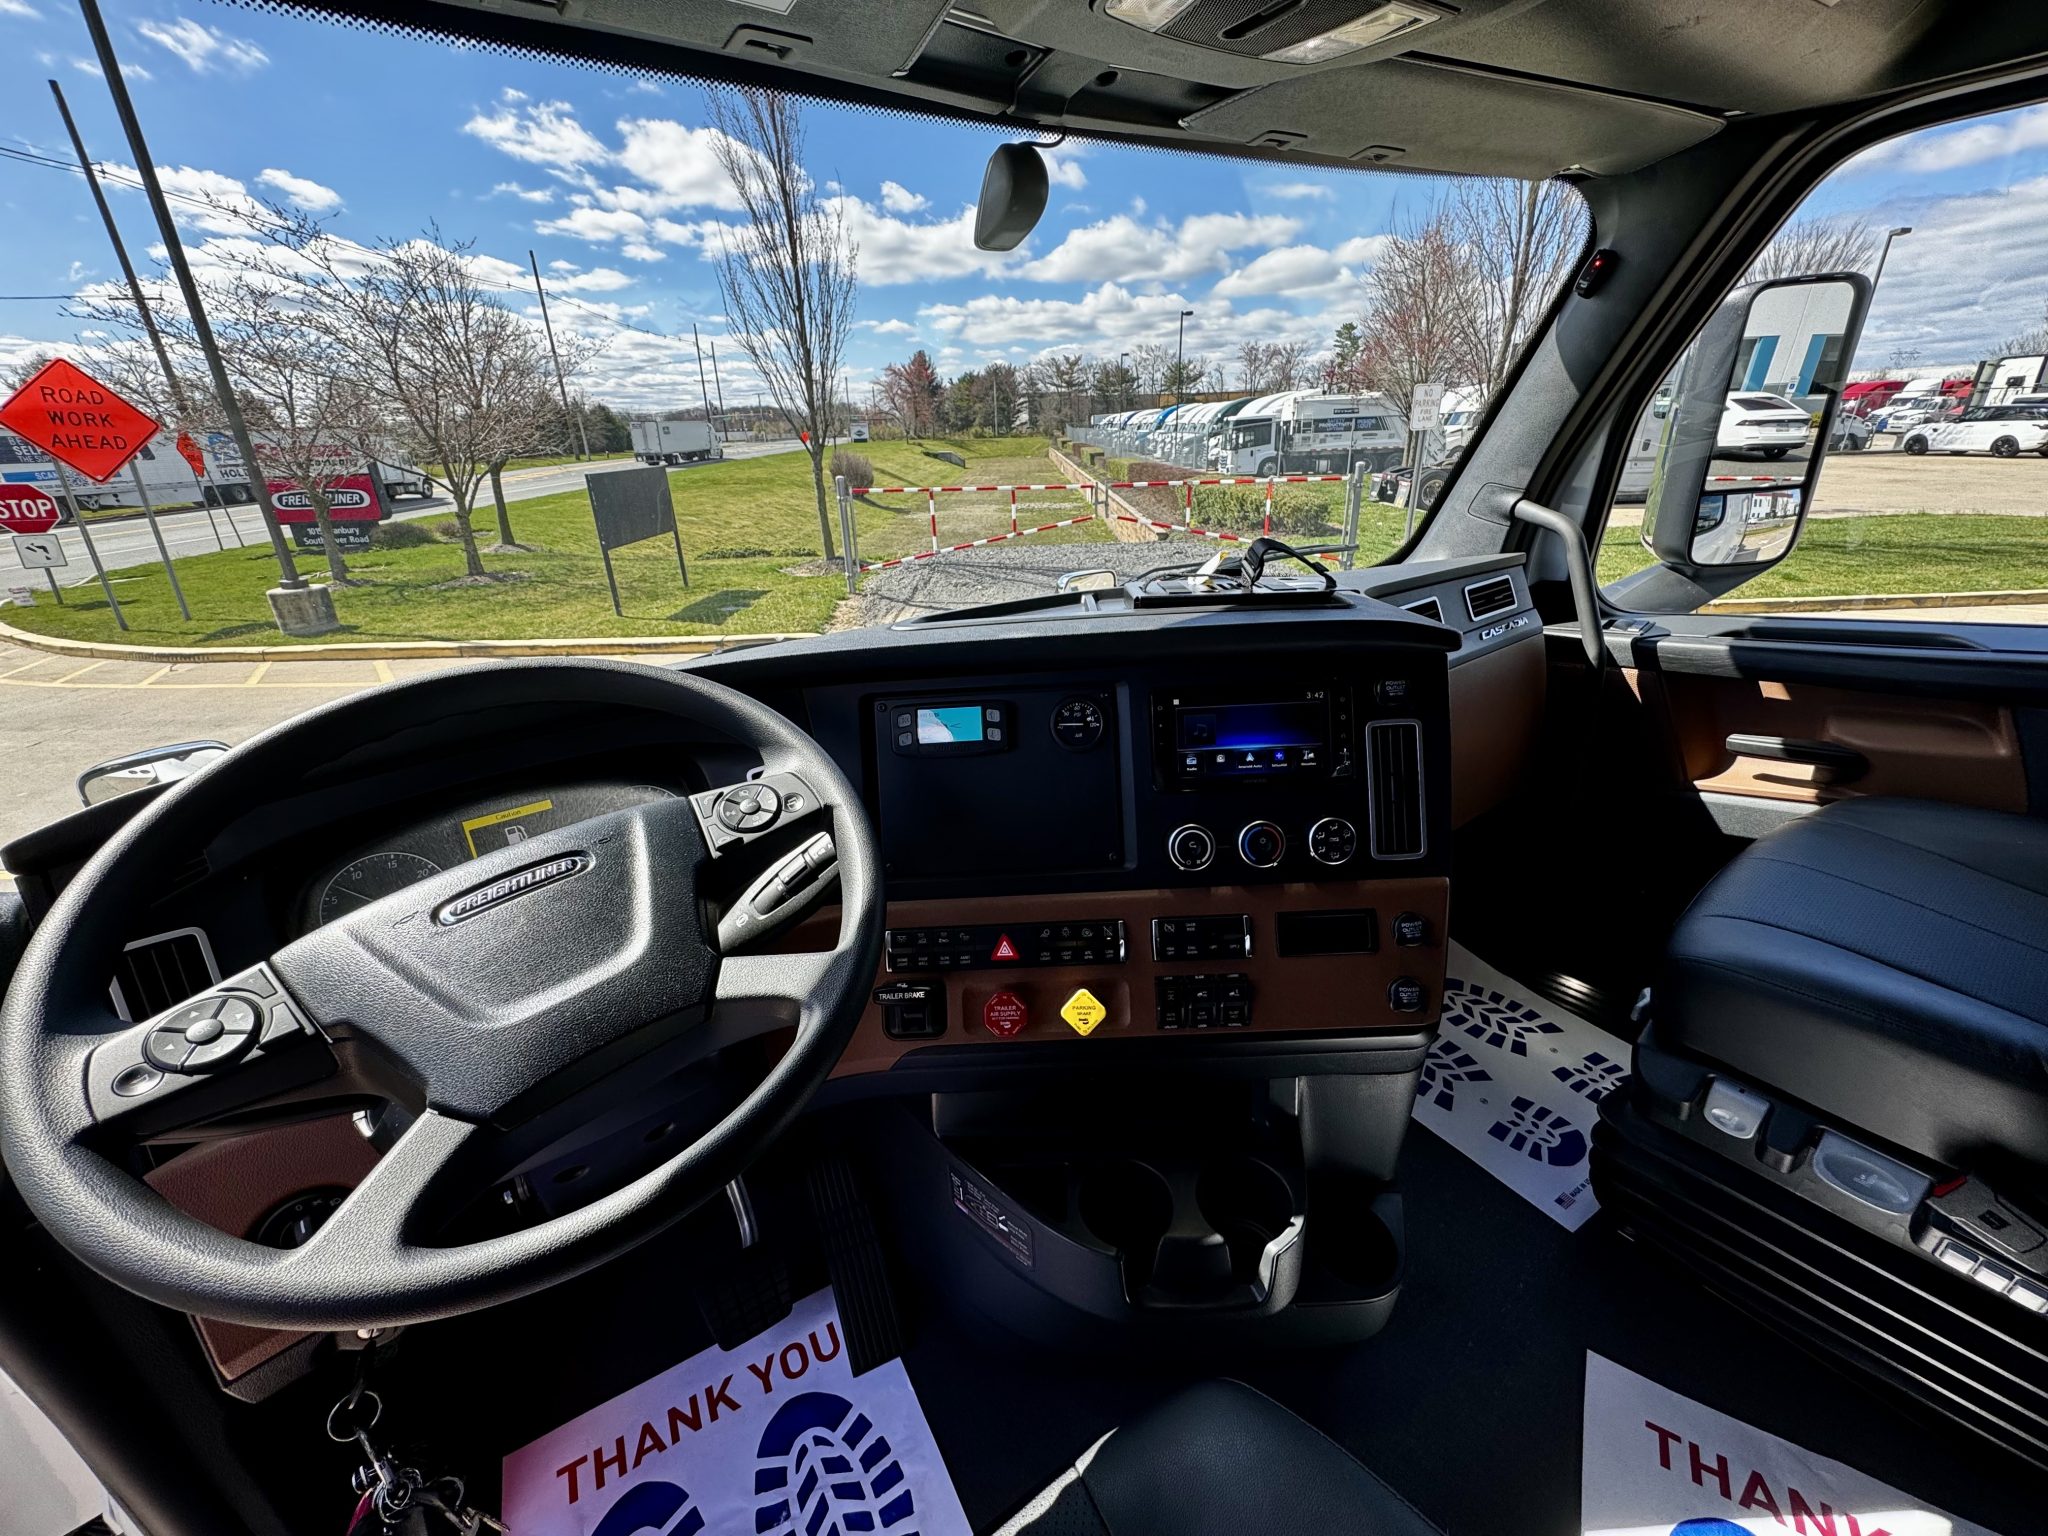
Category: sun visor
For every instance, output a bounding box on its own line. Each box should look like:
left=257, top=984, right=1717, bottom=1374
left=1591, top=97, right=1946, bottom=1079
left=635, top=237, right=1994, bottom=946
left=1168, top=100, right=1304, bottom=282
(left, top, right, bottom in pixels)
left=1180, top=55, right=1721, bottom=178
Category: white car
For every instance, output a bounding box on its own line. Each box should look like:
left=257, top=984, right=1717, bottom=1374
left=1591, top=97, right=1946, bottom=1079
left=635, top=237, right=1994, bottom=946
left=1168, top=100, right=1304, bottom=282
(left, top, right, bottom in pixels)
left=1901, top=405, right=2048, bottom=457
left=1717, top=392, right=1812, bottom=458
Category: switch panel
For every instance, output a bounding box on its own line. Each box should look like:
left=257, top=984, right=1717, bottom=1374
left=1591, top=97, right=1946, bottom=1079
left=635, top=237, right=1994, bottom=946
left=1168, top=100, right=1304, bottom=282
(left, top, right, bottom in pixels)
left=887, top=919, right=1127, bottom=973
left=1151, top=914, right=1252, bottom=961
left=1155, top=973, right=1253, bottom=1030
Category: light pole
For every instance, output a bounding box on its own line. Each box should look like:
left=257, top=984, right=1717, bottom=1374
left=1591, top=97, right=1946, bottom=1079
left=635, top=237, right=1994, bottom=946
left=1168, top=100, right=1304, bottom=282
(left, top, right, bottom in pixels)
left=1119, top=351, right=1130, bottom=410
left=1872, top=225, right=1913, bottom=293
left=1173, top=310, right=1194, bottom=405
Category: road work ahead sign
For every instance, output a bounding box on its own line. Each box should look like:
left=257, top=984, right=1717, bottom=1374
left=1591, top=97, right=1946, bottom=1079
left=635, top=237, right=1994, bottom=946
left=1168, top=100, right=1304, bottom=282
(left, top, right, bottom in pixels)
left=0, top=358, right=162, bottom=484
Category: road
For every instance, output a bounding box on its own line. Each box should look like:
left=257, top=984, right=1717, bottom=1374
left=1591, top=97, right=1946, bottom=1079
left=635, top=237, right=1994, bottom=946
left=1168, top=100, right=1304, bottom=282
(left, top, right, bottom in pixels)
left=0, top=440, right=802, bottom=590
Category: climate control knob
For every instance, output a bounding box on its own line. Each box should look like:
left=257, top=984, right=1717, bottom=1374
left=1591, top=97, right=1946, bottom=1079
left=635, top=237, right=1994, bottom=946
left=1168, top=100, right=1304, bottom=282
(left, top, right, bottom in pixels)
left=1308, top=816, right=1358, bottom=866
left=1168, top=824, right=1216, bottom=872
left=1238, top=820, right=1286, bottom=869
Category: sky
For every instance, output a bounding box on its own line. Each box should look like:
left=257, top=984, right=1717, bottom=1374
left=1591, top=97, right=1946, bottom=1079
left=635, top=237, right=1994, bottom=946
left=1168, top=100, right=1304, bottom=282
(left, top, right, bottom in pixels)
left=2, top=1, right=2047, bottom=411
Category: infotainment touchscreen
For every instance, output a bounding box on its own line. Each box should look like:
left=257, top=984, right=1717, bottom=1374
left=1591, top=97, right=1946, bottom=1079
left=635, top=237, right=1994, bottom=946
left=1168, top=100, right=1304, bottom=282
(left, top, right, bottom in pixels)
left=1157, top=687, right=1348, bottom=781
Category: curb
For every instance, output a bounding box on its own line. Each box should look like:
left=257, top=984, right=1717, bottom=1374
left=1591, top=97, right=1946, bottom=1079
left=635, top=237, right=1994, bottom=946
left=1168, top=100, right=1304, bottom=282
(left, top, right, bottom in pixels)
left=0, top=617, right=807, bottom=665
left=1046, top=444, right=1158, bottom=544
left=1703, top=588, right=2048, bottom=614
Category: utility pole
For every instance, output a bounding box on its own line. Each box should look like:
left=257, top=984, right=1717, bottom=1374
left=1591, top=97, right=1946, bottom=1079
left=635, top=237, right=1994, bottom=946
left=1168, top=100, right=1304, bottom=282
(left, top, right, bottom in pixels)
left=1174, top=309, right=1194, bottom=405
left=708, top=338, right=728, bottom=430
left=75, top=0, right=309, bottom=610
left=691, top=323, right=716, bottom=431
left=49, top=79, right=184, bottom=418
left=529, top=249, right=589, bottom=460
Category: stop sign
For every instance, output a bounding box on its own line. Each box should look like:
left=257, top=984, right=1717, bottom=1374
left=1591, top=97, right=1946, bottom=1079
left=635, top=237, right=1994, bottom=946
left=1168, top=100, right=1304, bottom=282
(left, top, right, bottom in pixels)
left=0, top=483, right=60, bottom=535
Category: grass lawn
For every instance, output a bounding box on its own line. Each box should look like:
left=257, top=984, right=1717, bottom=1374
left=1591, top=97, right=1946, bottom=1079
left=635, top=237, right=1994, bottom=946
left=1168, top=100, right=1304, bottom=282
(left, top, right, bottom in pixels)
left=1598, top=512, right=2048, bottom=599
left=435, top=450, right=635, bottom=477
left=3, top=437, right=1077, bottom=647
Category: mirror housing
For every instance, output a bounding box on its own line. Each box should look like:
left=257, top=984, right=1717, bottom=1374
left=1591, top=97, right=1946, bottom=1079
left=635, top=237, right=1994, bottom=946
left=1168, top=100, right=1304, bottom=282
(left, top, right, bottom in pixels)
left=974, top=143, right=1049, bottom=252
left=1639, top=271, right=1872, bottom=579
left=77, top=741, right=227, bottom=807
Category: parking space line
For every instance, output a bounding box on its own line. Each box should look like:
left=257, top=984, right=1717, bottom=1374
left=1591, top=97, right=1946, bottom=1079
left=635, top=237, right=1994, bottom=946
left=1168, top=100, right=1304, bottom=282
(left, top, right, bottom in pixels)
left=0, top=659, right=54, bottom=680
left=244, top=662, right=272, bottom=687
left=138, top=666, right=173, bottom=687
left=374, top=659, right=394, bottom=684
left=51, top=660, right=110, bottom=684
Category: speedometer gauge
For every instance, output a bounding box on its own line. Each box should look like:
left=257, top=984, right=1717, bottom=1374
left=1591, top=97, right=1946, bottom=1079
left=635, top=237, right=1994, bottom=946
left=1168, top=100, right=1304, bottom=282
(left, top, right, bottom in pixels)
left=317, top=851, right=444, bottom=926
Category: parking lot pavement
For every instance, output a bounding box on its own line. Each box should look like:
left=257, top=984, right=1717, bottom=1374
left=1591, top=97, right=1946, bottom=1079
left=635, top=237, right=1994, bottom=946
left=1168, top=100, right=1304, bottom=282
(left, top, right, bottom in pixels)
left=0, top=642, right=679, bottom=857
left=1813, top=446, right=2048, bottom=516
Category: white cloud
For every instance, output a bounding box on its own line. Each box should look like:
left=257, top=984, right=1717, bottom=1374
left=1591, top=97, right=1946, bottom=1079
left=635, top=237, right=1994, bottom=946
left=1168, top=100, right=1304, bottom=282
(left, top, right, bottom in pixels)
left=879, top=180, right=928, bottom=214
left=491, top=181, right=557, bottom=204
left=257, top=167, right=341, bottom=213
left=1847, top=105, right=2048, bottom=178
left=136, top=17, right=268, bottom=74
left=65, top=54, right=148, bottom=79
left=614, top=118, right=749, bottom=211
left=869, top=318, right=916, bottom=336
left=825, top=198, right=1021, bottom=285
left=100, top=160, right=274, bottom=236
left=0, top=1, right=42, bottom=18
left=1266, top=182, right=1333, bottom=200
left=1021, top=211, right=1300, bottom=284
left=1044, top=149, right=1087, bottom=191
left=553, top=266, right=634, bottom=293
left=65, top=260, right=89, bottom=283
left=463, top=92, right=609, bottom=171
left=1853, top=171, right=2048, bottom=367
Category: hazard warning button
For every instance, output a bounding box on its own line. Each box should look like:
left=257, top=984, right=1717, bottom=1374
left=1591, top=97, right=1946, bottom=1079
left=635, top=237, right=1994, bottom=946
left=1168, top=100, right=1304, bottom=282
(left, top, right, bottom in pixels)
left=983, top=991, right=1028, bottom=1038
left=991, top=933, right=1020, bottom=962
left=1060, top=988, right=1108, bottom=1036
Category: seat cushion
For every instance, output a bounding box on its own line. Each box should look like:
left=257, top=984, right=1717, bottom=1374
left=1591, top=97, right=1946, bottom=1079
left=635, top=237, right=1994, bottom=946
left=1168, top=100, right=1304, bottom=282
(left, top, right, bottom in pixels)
left=1661, top=796, right=2048, bottom=1175
left=995, top=1379, right=1439, bottom=1536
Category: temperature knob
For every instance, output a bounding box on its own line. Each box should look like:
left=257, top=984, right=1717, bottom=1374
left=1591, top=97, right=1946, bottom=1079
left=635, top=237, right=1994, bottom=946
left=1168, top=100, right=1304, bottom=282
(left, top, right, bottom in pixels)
left=1238, top=821, right=1286, bottom=869
left=1168, top=824, right=1215, bottom=872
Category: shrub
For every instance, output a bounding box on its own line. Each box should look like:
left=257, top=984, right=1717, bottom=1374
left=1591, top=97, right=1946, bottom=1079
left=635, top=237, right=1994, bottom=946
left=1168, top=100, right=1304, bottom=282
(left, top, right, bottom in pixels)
left=1193, top=485, right=1335, bottom=539
left=830, top=448, right=874, bottom=489
left=368, top=520, right=435, bottom=550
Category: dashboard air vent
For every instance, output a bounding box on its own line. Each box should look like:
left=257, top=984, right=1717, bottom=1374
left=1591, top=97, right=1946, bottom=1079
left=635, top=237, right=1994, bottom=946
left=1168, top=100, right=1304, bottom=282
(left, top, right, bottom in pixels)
left=111, top=927, right=220, bottom=1022
left=1464, top=575, right=1516, bottom=622
left=1402, top=596, right=1444, bottom=624
left=1365, top=720, right=1425, bottom=861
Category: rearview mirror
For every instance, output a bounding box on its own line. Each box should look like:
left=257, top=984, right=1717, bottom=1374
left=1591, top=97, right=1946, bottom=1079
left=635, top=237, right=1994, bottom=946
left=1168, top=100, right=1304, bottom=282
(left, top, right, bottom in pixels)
left=974, top=143, right=1049, bottom=252
left=77, top=741, right=227, bottom=806
left=1640, top=272, right=1872, bottom=575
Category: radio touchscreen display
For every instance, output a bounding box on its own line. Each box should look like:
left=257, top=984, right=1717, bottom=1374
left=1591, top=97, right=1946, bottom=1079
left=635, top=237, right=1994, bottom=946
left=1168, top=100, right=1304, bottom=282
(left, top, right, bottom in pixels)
left=1167, top=693, right=1333, bottom=779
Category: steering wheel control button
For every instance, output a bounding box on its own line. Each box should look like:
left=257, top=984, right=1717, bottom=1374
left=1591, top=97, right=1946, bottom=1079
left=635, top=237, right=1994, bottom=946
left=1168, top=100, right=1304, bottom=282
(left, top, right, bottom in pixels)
left=1060, top=988, right=1108, bottom=1036
left=110, top=1063, right=164, bottom=1098
left=144, top=1028, right=198, bottom=1071
left=216, top=996, right=261, bottom=1034
left=1392, top=911, right=1430, bottom=947
left=717, top=783, right=782, bottom=833
left=1307, top=816, right=1358, bottom=866
left=184, top=1030, right=257, bottom=1072
left=983, top=991, right=1028, bottom=1039
left=183, top=1017, right=225, bottom=1046
left=1238, top=821, right=1286, bottom=869
left=1168, top=823, right=1216, bottom=872
left=1388, top=977, right=1427, bottom=1014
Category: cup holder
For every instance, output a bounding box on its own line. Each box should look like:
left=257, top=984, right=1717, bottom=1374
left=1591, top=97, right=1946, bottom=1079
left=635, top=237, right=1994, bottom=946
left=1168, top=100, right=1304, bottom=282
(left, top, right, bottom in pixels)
left=1078, top=1161, right=1174, bottom=1285
left=1197, top=1158, right=1297, bottom=1285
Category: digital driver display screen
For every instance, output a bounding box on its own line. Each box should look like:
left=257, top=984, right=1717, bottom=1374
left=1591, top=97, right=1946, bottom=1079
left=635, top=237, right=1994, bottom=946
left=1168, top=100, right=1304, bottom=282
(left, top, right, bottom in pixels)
left=916, top=705, right=986, bottom=745
left=1173, top=699, right=1327, bottom=776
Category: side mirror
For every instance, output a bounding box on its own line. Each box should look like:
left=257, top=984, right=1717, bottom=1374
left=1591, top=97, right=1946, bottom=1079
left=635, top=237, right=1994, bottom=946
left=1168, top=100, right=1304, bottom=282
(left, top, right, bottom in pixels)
left=77, top=741, right=227, bottom=806
left=974, top=143, right=1049, bottom=252
left=1640, top=272, right=1872, bottom=577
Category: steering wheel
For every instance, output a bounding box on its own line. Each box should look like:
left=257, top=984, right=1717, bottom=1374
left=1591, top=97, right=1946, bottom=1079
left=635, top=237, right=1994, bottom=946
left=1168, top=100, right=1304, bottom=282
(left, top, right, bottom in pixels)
left=0, top=660, right=883, bottom=1331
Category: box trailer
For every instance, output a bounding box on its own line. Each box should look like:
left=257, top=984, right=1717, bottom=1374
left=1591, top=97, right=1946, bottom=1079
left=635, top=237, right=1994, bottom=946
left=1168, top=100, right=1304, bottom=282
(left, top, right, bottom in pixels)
left=631, top=419, right=724, bottom=465
left=1211, top=390, right=1407, bottom=476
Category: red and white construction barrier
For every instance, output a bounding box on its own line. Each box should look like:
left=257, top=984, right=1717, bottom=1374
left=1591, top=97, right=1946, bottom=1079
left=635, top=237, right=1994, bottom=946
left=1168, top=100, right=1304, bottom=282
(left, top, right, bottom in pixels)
left=858, top=514, right=1099, bottom=572
left=1102, top=472, right=1350, bottom=537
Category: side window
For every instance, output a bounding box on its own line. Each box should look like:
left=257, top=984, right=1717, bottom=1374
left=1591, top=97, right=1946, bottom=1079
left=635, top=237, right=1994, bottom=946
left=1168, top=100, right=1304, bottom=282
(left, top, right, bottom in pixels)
left=1601, top=97, right=2048, bottom=623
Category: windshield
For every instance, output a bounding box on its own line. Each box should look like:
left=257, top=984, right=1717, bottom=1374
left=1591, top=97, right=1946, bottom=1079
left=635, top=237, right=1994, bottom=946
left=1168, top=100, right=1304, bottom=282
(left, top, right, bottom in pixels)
left=0, top=2, right=1585, bottom=845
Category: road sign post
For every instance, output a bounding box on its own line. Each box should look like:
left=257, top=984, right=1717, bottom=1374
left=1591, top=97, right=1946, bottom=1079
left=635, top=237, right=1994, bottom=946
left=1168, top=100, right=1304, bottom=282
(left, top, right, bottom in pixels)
left=50, top=461, right=124, bottom=629
left=1, top=487, right=68, bottom=606
left=11, top=534, right=67, bottom=604
left=128, top=458, right=191, bottom=620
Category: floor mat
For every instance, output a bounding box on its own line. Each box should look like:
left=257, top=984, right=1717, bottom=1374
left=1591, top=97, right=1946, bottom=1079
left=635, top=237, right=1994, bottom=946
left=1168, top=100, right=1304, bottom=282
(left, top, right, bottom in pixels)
left=1582, top=1352, right=2010, bottom=1536
left=501, top=1287, right=970, bottom=1536
left=1410, top=942, right=1631, bottom=1231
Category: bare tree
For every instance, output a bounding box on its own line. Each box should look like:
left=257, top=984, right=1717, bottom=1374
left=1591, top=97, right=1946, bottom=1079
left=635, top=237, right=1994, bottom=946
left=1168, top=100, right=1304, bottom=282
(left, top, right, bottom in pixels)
left=1353, top=211, right=1486, bottom=410
left=1237, top=340, right=1273, bottom=394
left=1447, top=179, right=1585, bottom=393
left=1997, top=302, right=2048, bottom=358
left=1747, top=215, right=1879, bottom=282
left=706, top=89, right=857, bottom=559
left=1129, top=342, right=1172, bottom=402
left=1267, top=340, right=1314, bottom=391
left=75, top=269, right=378, bottom=583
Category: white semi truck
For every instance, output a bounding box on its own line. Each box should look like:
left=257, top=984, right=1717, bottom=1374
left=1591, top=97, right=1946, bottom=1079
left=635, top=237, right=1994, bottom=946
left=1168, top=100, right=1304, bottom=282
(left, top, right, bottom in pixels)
left=1211, top=390, right=1408, bottom=476
left=631, top=418, right=723, bottom=465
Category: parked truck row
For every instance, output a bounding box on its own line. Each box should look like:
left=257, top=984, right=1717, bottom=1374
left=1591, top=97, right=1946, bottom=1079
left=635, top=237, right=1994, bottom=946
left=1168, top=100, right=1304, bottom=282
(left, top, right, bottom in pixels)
left=630, top=419, right=723, bottom=465
left=1073, top=387, right=1482, bottom=479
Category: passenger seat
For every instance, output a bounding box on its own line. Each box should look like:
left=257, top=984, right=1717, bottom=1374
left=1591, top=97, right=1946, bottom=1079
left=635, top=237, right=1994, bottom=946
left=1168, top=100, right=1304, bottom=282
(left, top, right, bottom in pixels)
left=1657, top=796, right=2048, bottom=1177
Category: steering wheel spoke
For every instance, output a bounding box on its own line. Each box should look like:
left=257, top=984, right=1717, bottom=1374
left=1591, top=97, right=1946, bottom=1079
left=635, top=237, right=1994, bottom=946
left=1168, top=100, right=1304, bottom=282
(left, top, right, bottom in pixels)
left=291, top=1110, right=485, bottom=1267
left=81, top=961, right=340, bottom=1142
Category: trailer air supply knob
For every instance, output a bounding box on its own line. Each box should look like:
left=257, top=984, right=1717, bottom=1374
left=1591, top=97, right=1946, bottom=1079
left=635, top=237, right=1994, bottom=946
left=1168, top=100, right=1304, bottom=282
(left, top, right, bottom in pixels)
left=1238, top=821, right=1286, bottom=869
left=1168, top=824, right=1215, bottom=872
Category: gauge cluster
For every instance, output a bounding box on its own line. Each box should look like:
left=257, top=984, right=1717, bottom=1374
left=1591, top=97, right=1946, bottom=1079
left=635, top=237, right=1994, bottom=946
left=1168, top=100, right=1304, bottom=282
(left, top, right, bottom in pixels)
left=300, top=780, right=674, bottom=933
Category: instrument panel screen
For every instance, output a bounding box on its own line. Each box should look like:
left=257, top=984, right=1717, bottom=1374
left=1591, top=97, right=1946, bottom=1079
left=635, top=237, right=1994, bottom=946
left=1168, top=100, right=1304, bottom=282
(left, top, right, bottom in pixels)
left=917, top=705, right=986, bottom=745
left=1172, top=698, right=1328, bottom=776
